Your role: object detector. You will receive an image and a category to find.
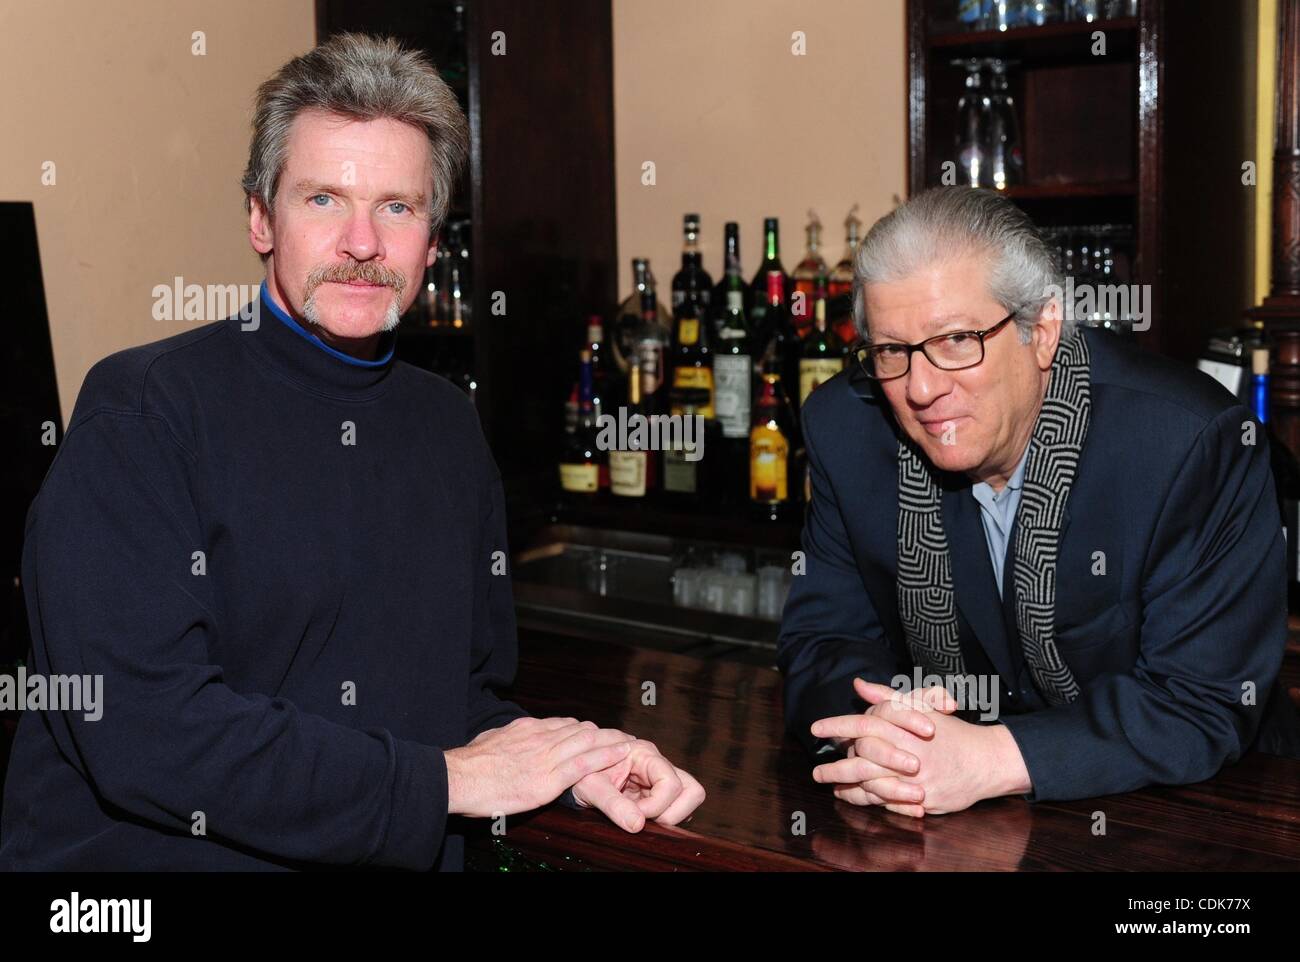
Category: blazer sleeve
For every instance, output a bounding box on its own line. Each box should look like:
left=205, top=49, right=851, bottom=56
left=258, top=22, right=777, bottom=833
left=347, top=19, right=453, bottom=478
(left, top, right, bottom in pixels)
left=778, top=404, right=904, bottom=758
left=1000, top=405, right=1288, bottom=801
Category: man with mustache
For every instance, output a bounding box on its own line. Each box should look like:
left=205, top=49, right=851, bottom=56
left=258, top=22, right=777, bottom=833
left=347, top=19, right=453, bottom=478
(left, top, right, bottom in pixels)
left=0, top=33, right=702, bottom=871
left=780, top=187, right=1300, bottom=816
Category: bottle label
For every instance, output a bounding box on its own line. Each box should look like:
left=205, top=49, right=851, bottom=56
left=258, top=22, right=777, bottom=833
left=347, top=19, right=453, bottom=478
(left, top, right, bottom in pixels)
left=559, top=463, right=599, bottom=493
left=714, top=355, right=752, bottom=438
left=727, top=290, right=744, bottom=313
left=663, top=446, right=697, bottom=494
left=799, top=358, right=844, bottom=406
left=750, top=428, right=788, bottom=503
left=638, top=341, right=664, bottom=396
left=670, top=367, right=716, bottom=419
left=587, top=324, right=603, bottom=344
left=678, top=317, right=700, bottom=346
left=609, top=450, right=647, bottom=497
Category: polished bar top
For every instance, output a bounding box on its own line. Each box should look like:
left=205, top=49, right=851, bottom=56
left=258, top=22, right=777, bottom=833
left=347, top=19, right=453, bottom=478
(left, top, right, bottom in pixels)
left=471, top=630, right=1300, bottom=871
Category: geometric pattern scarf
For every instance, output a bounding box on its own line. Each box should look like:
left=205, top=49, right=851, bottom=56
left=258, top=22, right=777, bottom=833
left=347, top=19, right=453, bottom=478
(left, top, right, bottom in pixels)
left=896, top=330, right=1090, bottom=706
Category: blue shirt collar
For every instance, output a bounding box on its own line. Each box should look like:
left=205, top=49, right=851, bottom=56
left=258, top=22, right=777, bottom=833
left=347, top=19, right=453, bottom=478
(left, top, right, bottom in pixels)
left=971, top=441, right=1031, bottom=509
left=260, top=280, right=396, bottom=369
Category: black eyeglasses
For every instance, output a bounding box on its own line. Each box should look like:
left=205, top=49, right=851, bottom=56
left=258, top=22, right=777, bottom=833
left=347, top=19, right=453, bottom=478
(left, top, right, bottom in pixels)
left=853, top=311, right=1018, bottom=381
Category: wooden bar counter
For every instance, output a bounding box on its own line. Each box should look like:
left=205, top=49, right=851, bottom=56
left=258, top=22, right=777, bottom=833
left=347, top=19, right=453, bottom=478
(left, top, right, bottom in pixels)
left=466, top=630, right=1300, bottom=872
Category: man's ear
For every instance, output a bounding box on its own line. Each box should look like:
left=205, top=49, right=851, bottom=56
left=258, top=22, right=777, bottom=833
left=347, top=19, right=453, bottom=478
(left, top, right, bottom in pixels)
left=426, top=231, right=439, bottom=269
left=249, top=196, right=274, bottom=257
left=1033, top=297, right=1063, bottom=371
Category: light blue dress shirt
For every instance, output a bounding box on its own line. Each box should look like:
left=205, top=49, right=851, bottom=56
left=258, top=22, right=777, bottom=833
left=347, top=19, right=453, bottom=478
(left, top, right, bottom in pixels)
left=969, top=444, right=1031, bottom=598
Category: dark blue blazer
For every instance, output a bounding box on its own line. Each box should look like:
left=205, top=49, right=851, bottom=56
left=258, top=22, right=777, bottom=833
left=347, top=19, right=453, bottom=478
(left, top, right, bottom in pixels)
left=779, top=327, right=1300, bottom=802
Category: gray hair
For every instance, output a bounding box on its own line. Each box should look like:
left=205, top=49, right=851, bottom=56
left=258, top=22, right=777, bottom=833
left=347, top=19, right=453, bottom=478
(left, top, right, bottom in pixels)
left=241, top=33, right=468, bottom=248
left=852, top=187, right=1071, bottom=344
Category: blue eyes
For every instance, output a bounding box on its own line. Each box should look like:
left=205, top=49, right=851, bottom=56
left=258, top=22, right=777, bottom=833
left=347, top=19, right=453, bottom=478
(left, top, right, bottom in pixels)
left=307, top=195, right=412, bottom=215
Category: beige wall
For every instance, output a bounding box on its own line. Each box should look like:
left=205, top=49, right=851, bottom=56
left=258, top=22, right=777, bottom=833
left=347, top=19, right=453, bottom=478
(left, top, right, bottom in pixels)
left=612, top=0, right=907, bottom=302
left=0, top=0, right=314, bottom=421
left=6, top=0, right=907, bottom=416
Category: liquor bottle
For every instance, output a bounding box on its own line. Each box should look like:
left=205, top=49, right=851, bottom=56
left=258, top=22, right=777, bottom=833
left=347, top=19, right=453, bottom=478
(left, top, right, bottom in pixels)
left=750, top=367, right=797, bottom=522
left=827, top=204, right=862, bottom=299
left=749, top=218, right=788, bottom=339
left=669, top=299, right=715, bottom=419
left=660, top=387, right=722, bottom=509
left=759, top=269, right=801, bottom=411
left=559, top=349, right=606, bottom=499
left=714, top=255, right=753, bottom=506
left=799, top=286, right=846, bottom=407
left=1252, top=347, right=1300, bottom=609
left=610, top=360, right=656, bottom=500
left=633, top=275, right=672, bottom=415
left=433, top=232, right=454, bottom=325
left=791, top=210, right=828, bottom=338
left=564, top=382, right=579, bottom=435
left=613, top=258, right=672, bottom=377
left=711, top=222, right=744, bottom=334
left=671, top=213, right=713, bottom=322
left=586, top=314, right=615, bottom=420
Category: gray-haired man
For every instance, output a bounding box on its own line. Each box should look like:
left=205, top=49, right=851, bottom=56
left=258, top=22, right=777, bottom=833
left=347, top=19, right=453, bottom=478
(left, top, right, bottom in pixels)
left=781, top=187, right=1300, bottom=815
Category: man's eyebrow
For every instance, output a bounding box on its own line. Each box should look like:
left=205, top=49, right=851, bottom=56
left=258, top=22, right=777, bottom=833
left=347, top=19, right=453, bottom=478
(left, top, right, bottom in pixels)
left=292, top=179, right=343, bottom=196
left=875, top=314, right=977, bottom=342
left=290, top=180, right=428, bottom=208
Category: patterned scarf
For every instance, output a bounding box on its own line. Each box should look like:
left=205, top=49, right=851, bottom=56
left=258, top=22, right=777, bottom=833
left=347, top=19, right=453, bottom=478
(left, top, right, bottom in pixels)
left=896, top=330, right=1090, bottom=706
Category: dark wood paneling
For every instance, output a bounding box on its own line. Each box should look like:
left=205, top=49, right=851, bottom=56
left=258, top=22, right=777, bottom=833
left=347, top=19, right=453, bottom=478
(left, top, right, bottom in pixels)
left=470, top=0, right=617, bottom=487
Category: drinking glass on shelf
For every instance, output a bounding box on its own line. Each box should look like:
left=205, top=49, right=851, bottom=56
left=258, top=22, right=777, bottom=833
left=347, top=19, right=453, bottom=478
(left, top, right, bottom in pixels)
left=988, top=0, right=1022, bottom=31
left=672, top=566, right=701, bottom=609
left=756, top=566, right=786, bottom=621
left=1067, top=0, right=1102, bottom=22
left=986, top=59, right=1024, bottom=189
left=957, top=0, right=990, bottom=31
left=1023, top=0, right=1064, bottom=26
left=582, top=551, right=619, bottom=597
left=954, top=59, right=990, bottom=188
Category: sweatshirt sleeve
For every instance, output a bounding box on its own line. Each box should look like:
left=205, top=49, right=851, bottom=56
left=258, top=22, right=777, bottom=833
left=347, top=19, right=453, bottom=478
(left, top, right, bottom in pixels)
left=25, top=407, right=449, bottom=869
left=999, top=405, right=1288, bottom=801
left=464, top=472, right=529, bottom=741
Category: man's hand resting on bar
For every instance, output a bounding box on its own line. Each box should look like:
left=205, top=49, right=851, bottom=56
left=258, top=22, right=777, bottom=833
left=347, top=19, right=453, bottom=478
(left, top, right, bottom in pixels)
left=810, top=679, right=1030, bottom=817
left=445, top=716, right=705, bottom=831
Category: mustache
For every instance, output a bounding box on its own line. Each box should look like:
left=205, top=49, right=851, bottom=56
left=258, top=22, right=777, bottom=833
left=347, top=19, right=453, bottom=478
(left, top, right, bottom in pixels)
left=303, top=261, right=406, bottom=297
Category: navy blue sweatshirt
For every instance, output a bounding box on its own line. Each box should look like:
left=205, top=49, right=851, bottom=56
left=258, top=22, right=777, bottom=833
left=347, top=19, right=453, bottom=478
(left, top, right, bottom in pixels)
left=0, top=283, right=529, bottom=870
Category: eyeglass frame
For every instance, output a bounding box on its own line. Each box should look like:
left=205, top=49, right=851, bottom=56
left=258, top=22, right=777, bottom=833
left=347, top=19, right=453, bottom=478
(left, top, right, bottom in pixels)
left=852, top=310, right=1020, bottom=381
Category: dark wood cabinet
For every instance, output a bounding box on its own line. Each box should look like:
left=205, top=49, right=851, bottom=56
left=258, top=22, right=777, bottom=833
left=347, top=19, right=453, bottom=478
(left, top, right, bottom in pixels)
left=907, top=0, right=1256, bottom=363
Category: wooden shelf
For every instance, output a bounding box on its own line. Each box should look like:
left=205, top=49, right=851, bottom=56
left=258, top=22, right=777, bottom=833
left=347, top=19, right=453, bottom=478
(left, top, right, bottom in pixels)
left=930, top=17, right=1138, bottom=63
left=547, top=500, right=803, bottom=553
left=996, top=181, right=1138, bottom=200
